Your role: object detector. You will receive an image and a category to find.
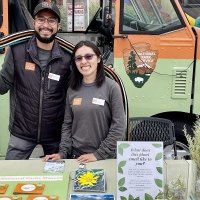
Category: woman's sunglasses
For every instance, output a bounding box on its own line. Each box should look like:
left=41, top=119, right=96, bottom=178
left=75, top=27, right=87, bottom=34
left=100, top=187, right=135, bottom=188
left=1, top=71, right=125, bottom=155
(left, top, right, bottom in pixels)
left=74, top=54, right=96, bottom=62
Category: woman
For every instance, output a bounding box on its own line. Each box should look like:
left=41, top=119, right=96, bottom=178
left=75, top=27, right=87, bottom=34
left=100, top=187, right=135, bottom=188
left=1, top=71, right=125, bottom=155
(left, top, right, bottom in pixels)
left=43, top=40, right=125, bottom=163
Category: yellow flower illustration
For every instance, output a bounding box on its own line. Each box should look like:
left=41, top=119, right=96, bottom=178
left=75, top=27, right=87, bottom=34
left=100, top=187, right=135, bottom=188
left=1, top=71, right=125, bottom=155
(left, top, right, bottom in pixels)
left=78, top=171, right=99, bottom=186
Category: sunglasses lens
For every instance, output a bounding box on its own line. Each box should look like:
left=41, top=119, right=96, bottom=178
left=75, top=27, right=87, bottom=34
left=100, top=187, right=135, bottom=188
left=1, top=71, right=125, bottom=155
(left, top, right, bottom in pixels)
left=75, top=56, right=82, bottom=62
left=74, top=54, right=96, bottom=62
left=85, top=54, right=93, bottom=60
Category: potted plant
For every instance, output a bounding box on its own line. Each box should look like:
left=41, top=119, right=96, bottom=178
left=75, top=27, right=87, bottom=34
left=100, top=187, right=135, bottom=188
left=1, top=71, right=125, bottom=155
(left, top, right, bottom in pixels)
left=155, top=177, right=186, bottom=200
left=183, top=116, right=200, bottom=196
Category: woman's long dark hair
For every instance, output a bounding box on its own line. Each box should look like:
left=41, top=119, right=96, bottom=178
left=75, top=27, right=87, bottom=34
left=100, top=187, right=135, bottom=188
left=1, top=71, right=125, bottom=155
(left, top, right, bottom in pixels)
left=70, top=40, right=105, bottom=90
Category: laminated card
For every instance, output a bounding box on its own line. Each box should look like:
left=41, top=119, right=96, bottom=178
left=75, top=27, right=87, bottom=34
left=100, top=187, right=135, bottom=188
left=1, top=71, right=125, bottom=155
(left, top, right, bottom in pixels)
left=0, top=172, right=69, bottom=199
left=43, top=160, right=65, bottom=173
left=117, top=141, right=163, bottom=200
left=73, top=169, right=106, bottom=192
left=70, top=194, right=114, bottom=200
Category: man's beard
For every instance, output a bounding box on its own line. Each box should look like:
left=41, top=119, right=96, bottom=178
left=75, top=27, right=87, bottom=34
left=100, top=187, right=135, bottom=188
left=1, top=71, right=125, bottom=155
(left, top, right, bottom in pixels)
left=35, top=31, right=57, bottom=43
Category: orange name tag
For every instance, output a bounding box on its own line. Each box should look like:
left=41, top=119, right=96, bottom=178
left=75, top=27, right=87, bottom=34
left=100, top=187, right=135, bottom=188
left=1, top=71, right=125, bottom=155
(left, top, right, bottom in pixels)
left=73, top=98, right=82, bottom=105
left=13, top=183, right=45, bottom=195
left=27, top=195, right=59, bottom=200
left=0, top=197, right=22, bottom=200
left=25, top=62, right=36, bottom=71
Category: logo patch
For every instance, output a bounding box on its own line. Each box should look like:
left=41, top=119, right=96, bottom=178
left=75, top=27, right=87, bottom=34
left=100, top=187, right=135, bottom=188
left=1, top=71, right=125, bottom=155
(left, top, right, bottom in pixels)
left=41, top=2, right=53, bottom=9
left=25, top=62, right=35, bottom=71
left=123, top=42, right=158, bottom=88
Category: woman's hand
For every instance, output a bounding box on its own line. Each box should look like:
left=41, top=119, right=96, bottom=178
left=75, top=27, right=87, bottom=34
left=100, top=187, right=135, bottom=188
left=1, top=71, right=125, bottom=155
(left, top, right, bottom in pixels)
left=77, top=153, right=97, bottom=163
left=43, top=154, right=61, bottom=162
left=106, top=64, right=115, bottom=71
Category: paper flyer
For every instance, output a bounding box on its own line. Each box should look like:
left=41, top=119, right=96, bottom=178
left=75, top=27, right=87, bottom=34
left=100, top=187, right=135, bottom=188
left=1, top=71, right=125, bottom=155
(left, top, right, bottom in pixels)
left=117, top=141, right=163, bottom=200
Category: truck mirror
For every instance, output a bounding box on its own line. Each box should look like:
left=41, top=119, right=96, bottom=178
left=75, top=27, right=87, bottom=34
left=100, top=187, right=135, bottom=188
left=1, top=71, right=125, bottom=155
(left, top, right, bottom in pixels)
left=85, top=7, right=112, bottom=38
left=85, top=7, right=102, bottom=34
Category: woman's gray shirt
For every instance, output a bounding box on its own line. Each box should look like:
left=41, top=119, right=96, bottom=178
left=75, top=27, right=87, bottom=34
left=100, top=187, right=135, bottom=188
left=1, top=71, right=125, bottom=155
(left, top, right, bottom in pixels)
left=59, top=77, right=125, bottom=160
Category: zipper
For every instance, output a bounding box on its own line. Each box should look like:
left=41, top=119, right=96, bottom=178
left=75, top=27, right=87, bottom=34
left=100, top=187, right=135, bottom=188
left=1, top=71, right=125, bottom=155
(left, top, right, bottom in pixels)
left=37, top=71, right=45, bottom=142
left=47, top=65, right=52, bottom=91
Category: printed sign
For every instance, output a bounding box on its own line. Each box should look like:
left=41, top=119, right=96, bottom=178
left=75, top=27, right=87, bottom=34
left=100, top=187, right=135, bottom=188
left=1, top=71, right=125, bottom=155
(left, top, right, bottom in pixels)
left=0, top=175, right=63, bottom=181
left=67, top=2, right=85, bottom=31
left=117, top=141, right=163, bottom=200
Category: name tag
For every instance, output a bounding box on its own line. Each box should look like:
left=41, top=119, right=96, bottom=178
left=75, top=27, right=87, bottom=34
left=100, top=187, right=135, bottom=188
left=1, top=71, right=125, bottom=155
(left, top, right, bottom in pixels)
left=73, top=98, right=82, bottom=106
left=92, top=98, right=105, bottom=106
left=48, top=73, right=60, bottom=81
left=25, top=62, right=35, bottom=71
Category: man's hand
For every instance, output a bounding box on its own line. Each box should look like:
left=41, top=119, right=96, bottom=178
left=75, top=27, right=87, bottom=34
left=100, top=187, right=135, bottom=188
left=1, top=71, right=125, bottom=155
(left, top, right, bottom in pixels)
left=77, top=153, right=97, bottom=163
left=43, top=154, right=61, bottom=162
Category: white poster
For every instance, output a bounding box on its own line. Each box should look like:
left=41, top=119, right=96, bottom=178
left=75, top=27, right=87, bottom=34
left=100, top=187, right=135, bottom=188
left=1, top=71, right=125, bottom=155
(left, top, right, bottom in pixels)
left=67, top=2, right=85, bottom=31
left=117, top=141, right=163, bottom=200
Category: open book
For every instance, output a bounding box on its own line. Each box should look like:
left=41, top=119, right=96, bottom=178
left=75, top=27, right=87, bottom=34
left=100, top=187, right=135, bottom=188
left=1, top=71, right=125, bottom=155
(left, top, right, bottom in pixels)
left=73, top=169, right=107, bottom=192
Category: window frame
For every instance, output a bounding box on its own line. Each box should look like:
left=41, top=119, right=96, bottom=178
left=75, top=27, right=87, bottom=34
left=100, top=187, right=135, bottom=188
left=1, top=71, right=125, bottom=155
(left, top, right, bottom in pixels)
left=119, top=0, right=186, bottom=35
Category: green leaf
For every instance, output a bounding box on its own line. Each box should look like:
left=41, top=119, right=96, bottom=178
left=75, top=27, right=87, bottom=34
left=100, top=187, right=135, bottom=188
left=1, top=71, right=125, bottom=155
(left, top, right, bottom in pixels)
left=128, top=194, right=135, bottom=200
left=156, top=167, right=163, bottom=174
left=120, top=196, right=127, bottom=200
left=145, top=193, right=153, bottom=200
left=152, top=143, right=162, bottom=148
left=119, top=186, right=127, bottom=192
left=155, top=152, right=162, bottom=160
left=119, top=161, right=127, bottom=168
left=118, top=146, right=123, bottom=155
left=154, top=179, right=162, bottom=188
left=118, top=177, right=125, bottom=186
left=118, top=167, right=123, bottom=174
left=134, top=198, right=140, bottom=200
left=119, top=143, right=130, bottom=149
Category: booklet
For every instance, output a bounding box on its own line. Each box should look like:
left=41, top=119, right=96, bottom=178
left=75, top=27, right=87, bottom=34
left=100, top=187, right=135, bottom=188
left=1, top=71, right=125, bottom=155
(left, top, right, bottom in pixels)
left=70, top=194, right=114, bottom=199
left=43, top=160, right=65, bottom=173
left=73, top=169, right=107, bottom=192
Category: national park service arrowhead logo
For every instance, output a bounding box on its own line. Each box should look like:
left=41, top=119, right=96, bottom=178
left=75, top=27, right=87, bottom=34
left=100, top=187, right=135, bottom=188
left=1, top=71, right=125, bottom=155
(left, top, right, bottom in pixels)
left=123, top=42, right=158, bottom=88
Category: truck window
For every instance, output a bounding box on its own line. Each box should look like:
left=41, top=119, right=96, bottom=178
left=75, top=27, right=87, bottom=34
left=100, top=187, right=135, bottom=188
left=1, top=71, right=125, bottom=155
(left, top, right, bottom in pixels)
left=120, top=0, right=184, bottom=34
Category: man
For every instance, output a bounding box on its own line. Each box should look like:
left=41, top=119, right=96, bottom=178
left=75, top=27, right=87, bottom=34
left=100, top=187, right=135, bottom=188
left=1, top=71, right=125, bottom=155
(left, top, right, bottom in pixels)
left=0, top=2, right=71, bottom=159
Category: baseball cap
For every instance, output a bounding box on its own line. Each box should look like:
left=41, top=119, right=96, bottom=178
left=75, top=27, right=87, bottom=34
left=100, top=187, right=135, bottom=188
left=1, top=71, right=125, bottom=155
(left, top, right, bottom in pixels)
left=33, top=2, right=61, bottom=22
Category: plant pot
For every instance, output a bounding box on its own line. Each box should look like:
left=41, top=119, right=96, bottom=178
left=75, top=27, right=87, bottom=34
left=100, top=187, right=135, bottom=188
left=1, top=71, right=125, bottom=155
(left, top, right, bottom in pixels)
left=195, top=178, right=200, bottom=198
